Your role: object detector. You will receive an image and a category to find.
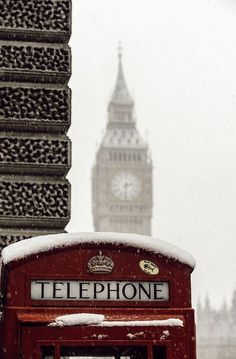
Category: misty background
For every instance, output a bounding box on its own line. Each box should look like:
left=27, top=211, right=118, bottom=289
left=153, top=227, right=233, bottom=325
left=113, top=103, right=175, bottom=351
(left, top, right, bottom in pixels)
left=67, top=0, right=236, bottom=309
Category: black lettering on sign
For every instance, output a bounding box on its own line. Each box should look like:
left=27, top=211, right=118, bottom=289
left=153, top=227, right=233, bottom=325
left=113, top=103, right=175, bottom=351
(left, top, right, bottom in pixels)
left=107, top=282, right=120, bottom=300
left=53, top=282, right=64, bottom=299
left=35, top=280, right=50, bottom=299
left=79, top=282, right=90, bottom=299
left=122, top=283, right=137, bottom=300
left=67, top=282, right=76, bottom=299
left=93, top=283, right=105, bottom=299
left=31, top=280, right=169, bottom=302
left=153, top=283, right=164, bottom=300
left=138, top=283, right=151, bottom=300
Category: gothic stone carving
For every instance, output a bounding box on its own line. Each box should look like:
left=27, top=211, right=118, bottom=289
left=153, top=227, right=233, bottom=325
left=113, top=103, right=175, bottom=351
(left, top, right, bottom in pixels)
left=0, top=229, right=65, bottom=251
left=0, top=235, right=30, bottom=250
left=0, top=178, right=70, bottom=228
left=0, top=42, right=71, bottom=83
left=0, top=85, right=70, bottom=132
left=0, top=0, right=71, bottom=43
left=0, top=135, right=71, bottom=175
left=0, top=0, right=71, bottom=248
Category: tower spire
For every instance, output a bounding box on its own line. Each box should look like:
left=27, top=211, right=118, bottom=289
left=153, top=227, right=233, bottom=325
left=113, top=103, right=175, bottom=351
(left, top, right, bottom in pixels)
left=110, top=45, right=133, bottom=106
left=118, top=42, right=122, bottom=61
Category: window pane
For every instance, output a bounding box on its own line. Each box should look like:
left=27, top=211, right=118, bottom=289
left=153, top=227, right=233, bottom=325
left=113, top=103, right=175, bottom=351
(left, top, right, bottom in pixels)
left=60, top=345, right=147, bottom=359
left=41, top=346, right=55, bottom=359
left=153, top=346, right=167, bottom=359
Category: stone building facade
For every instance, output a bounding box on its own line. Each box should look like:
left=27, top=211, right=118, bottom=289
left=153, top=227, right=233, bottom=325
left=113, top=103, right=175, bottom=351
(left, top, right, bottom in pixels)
left=92, top=52, right=152, bottom=235
left=0, top=0, right=72, bottom=250
left=197, top=292, right=236, bottom=358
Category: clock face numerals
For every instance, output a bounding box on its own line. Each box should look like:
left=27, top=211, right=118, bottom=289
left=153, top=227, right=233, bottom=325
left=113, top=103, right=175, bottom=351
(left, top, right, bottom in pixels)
left=111, top=172, right=141, bottom=200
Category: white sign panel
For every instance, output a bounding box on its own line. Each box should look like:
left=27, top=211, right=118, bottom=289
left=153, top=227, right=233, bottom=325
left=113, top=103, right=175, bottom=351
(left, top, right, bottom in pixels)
left=31, top=280, right=169, bottom=302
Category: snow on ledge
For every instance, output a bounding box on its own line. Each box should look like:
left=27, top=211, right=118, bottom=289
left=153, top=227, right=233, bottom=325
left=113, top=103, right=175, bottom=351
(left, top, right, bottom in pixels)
left=48, top=313, right=183, bottom=328
left=99, top=319, right=183, bottom=327
left=49, top=313, right=105, bottom=327
left=1, top=232, right=196, bottom=268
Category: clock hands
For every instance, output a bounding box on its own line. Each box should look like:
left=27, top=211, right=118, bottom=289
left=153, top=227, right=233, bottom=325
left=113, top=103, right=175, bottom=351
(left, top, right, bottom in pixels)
left=122, top=174, right=132, bottom=199
left=111, top=172, right=141, bottom=200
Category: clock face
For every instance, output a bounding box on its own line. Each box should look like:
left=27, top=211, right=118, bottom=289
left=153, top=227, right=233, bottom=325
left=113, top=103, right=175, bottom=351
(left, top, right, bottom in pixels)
left=111, top=172, right=141, bottom=200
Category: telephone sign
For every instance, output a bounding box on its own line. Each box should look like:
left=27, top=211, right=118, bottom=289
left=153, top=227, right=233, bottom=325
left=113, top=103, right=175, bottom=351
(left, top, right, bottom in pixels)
left=31, top=280, right=169, bottom=301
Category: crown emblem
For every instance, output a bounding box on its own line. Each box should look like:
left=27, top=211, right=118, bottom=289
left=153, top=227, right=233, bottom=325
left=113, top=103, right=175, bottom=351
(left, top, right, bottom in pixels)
left=87, top=251, right=114, bottom=274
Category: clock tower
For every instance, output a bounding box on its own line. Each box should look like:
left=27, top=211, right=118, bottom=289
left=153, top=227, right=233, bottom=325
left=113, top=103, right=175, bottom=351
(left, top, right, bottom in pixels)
left=92, top=50, right=152, bottom=235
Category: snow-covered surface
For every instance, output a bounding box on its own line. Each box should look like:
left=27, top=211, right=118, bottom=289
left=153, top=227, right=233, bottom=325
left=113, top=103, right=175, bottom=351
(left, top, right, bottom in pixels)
left=1, top=232, right=195, bottom=268
left=48, top=313, right=183, bottom=328
left=48, top=313, right=105, bottom=327
left=160, top=330, right=170, bottom=340
left=99, top=319, right=183, bottom=327
left=127, top=331, right=144, bottom=339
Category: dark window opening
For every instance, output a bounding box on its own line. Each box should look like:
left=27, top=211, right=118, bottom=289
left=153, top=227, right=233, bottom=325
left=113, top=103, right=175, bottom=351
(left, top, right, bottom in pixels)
left=41, top=346, right=54, bottom=359
left=60, top=345, right=147, bottom=359
left=153, top=345, right=167, bottom=359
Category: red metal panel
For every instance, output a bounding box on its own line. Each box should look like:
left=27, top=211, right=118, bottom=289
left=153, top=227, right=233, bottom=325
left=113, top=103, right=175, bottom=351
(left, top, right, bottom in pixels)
left=3, top=244, right=193, bottom=308
left=0, top=241, right=196, bottom=358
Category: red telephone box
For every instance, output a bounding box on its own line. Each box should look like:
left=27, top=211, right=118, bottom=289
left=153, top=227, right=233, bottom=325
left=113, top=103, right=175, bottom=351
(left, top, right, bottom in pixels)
left=0, top=232, right=196, bottom=359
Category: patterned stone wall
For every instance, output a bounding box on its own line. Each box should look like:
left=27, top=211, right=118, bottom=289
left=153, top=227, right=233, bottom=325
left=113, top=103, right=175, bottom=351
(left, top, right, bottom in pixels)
left=0, top=0, right=72, bottom=250
left=0, top=0, right=71, bottom=43
left=0, top=85, right=71, bottom=132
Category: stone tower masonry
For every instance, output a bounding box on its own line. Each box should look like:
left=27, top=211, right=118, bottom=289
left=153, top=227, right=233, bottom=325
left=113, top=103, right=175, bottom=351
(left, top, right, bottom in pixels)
left=0, top=0, right=72, bottom=249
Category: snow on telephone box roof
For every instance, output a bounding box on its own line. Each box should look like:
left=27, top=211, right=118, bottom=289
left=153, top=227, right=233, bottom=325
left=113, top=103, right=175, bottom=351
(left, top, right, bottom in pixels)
left=1, top=232, right=196, bottom=268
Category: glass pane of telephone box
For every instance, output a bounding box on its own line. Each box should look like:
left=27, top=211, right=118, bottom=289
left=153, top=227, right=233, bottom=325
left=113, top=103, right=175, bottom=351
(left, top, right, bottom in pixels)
left=41, top=346, right=55, bottom=359
left=60, top=345, right=147, bottom=359
left=153, top=346, right=167, bottom=359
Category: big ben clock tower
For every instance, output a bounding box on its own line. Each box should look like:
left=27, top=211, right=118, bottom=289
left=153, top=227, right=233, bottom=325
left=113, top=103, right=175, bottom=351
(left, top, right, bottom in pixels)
left=92, top=50, right=152, bottom=235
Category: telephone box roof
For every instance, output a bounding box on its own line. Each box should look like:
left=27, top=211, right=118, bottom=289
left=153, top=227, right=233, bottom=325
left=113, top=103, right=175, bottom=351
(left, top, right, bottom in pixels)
left=1, top=232, right=196, bottom=268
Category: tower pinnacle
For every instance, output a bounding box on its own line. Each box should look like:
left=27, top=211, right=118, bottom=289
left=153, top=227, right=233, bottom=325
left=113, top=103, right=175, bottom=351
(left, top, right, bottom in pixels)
left=118, top=42, right=122, bottom=60
left=110, top=47, right=134, bottom=106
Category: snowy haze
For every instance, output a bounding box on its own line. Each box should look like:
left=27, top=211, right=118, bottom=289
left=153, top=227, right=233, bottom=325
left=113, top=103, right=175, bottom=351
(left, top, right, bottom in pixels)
left=67, top=0, right=236, bottom=309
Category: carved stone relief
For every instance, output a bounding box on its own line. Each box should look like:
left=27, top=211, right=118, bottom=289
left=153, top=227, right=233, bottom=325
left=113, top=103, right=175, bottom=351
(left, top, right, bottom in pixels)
left=0, top=0, right=71, bottom=43
left=0, top=135, right=71, bottom=175
left=0, top=0, right=71, bottom=248
left=0, top=0, right=70, bottom=32
left=0, top=87, right=70, bottom=122
left=0, top=179, right=70, bottom=219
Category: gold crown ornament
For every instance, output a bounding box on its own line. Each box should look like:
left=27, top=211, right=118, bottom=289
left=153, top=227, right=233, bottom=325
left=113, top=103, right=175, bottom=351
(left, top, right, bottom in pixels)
left=87, top=251, right=114, bottom=274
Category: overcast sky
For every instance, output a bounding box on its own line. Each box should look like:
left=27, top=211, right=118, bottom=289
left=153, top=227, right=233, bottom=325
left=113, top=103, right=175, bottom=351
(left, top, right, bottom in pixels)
left=67, top=0, right=236, bottom=309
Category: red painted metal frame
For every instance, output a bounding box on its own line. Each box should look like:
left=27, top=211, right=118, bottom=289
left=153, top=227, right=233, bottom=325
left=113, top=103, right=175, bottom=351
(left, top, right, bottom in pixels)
left=0, top=242, right=196, bottom=358
left=3, top=244, right=193, bottom=308
left=25, top=333, right=174, bottom=359
left=34, top=340, right=172, bottom=359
